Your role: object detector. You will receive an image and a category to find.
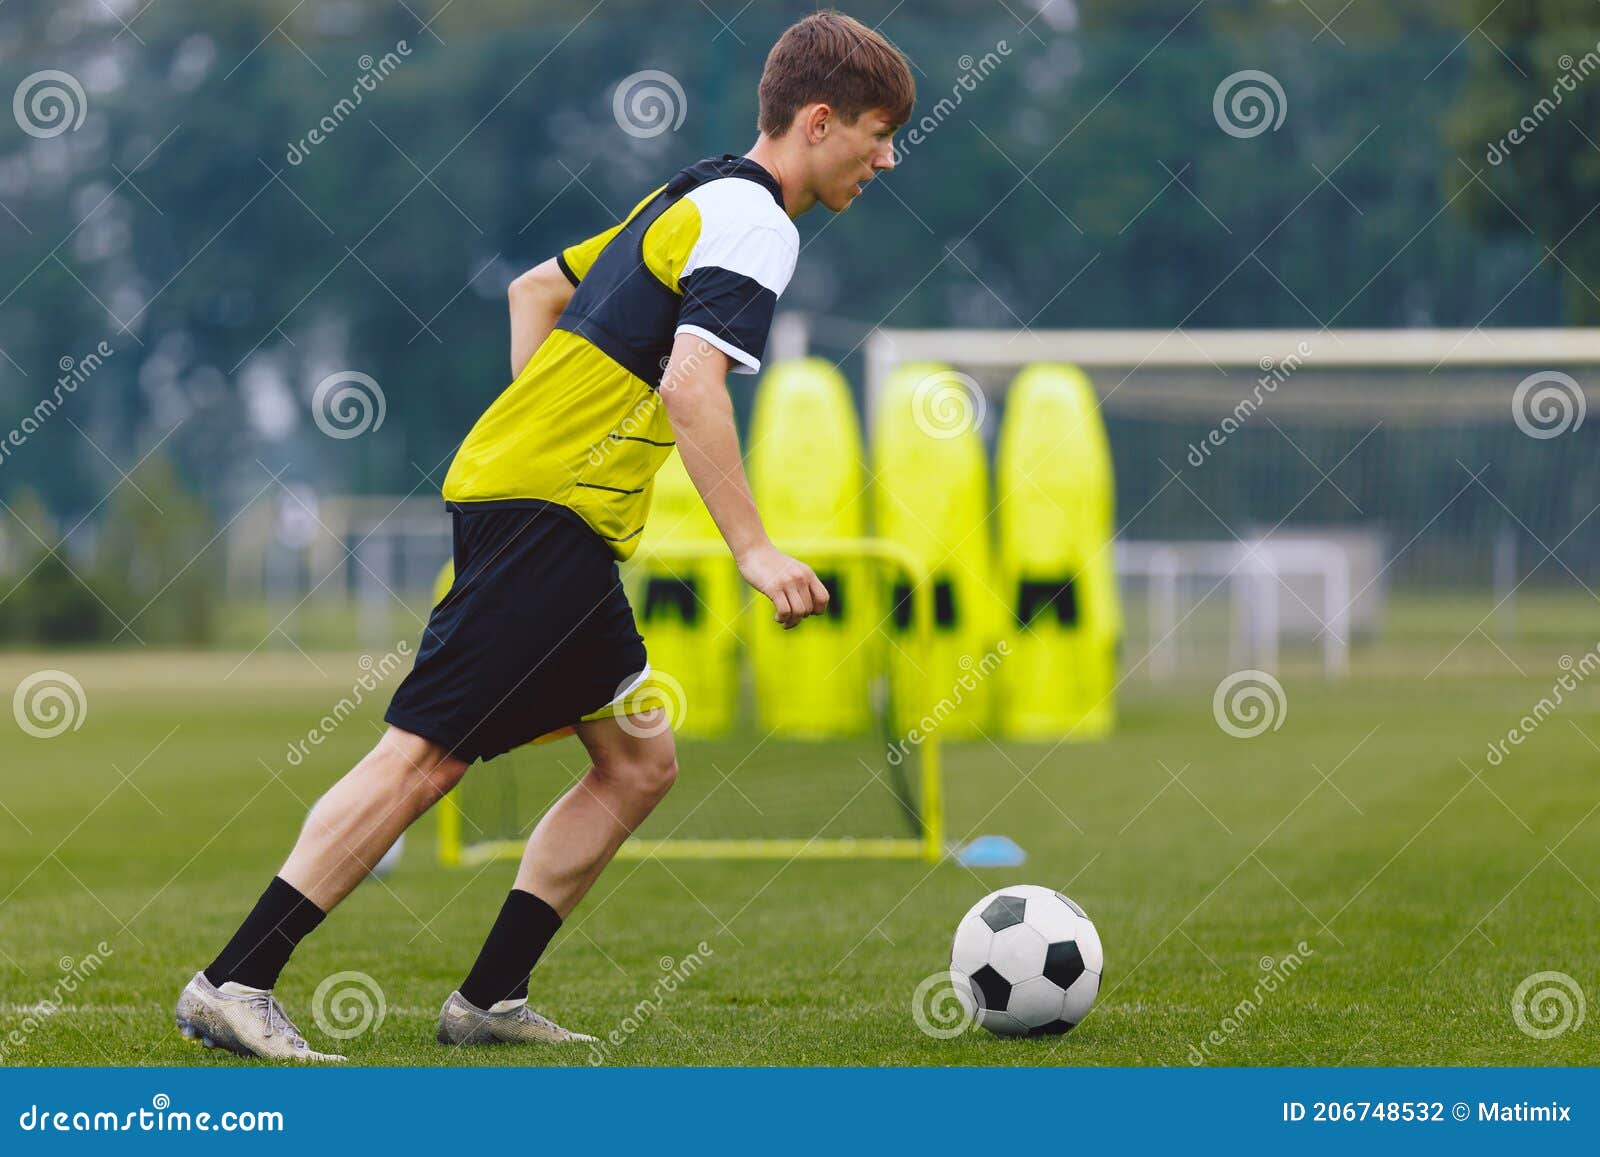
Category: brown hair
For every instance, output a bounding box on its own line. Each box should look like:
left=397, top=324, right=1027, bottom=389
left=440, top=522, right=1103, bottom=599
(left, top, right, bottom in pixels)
left=757, top=10, right=915, bottom=137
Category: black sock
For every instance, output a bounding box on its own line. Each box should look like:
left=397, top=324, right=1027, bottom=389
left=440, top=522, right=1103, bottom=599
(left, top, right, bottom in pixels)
left=203, top=876, right=326, bottom=991
left=459, top=889, right=562, bottom=1009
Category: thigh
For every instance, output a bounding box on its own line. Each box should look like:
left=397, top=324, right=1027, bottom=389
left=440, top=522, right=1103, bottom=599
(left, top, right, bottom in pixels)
left=573, top=711, right=676, bottom=772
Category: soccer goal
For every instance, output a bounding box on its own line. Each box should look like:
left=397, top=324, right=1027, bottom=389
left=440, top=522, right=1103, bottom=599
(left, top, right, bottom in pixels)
left=858, top=325, right=1600, bottom=677
left=436, top=537, right=945, bottom=867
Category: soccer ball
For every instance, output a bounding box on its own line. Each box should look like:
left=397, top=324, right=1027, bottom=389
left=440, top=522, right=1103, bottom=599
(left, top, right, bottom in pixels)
left=950, top=884, right=1103, bottom=1036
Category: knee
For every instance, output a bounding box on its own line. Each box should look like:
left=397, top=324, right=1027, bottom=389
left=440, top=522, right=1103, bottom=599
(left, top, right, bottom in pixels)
left=413, top=758, right=467, bottom=807
left=596, top=749, right=678, bottom=804
left=649, top=754, right=679, bottom=799
left=374, top=728, right=467, bottom=809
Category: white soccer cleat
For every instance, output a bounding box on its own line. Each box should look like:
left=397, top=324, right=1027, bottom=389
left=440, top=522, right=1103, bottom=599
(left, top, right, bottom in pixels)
left=174, top=971, right=346, bottom=1063
left=435, top=990, right=597, bottom=1046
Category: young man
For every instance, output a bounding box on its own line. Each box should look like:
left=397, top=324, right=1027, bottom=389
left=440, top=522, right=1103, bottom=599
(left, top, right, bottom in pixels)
left=173, top=11, right=914, bottom=1061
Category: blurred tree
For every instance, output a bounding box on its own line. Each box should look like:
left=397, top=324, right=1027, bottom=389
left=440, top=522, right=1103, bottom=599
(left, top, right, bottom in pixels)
left=0, top=0, right=1570, bottom=539
left=92, top=455, right=216, bottom=645
left=0, top=489, right=113, bottom=644
left=1447, top=1, right=1600, bottom=323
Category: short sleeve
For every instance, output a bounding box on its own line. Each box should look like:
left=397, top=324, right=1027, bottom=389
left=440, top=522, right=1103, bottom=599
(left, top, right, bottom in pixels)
left=674, top=220, right=797, bottom=375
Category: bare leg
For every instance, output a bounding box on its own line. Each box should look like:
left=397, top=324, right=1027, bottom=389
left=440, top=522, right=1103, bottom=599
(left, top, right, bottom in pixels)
left=280, top=725, right=467, bottom=911
left=512, top=714, right=678, bottom=917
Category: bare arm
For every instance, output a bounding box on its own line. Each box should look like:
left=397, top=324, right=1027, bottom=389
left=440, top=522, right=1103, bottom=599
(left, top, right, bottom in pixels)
left=659, top=332, right=829, bottom=629
left=508, top=258, right=575, bottom=377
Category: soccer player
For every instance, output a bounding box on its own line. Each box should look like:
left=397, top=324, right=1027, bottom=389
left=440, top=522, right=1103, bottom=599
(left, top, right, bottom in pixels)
left=174, top=11, right=914, bottom=1060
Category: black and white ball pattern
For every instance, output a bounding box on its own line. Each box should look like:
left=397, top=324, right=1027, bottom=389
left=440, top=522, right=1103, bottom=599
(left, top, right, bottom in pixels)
left=950, top=885, right=1103, bottom=1036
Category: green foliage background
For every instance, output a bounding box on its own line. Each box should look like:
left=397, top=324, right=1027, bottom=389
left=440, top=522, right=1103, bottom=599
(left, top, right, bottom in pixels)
left=0, top=0, right=1594, bottom=586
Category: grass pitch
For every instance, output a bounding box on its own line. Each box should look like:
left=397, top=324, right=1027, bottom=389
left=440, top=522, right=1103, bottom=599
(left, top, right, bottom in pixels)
left=2, top=603, right=1598, bottom=1066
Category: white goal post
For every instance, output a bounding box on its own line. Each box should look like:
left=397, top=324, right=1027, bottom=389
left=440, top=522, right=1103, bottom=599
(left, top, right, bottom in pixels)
left=862, top=326, right=1600, bottom=414
left=842, top=324, right=1600, bottom=679
left=1116, top=539, right=1352, bottom=678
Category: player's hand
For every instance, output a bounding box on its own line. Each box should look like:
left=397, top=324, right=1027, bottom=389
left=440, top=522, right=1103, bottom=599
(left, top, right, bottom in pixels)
left=735, top=542, right=830, bottom=630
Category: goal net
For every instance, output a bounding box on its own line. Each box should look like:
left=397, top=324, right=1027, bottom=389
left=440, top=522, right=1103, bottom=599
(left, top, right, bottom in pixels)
left=859, top=326, right=1600, bottom=679
left=437, top=538, right=944, bottom=866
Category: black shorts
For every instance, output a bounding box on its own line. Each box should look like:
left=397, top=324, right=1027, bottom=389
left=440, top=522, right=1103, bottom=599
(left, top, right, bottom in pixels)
left=385, top=501, right=648, bottom=763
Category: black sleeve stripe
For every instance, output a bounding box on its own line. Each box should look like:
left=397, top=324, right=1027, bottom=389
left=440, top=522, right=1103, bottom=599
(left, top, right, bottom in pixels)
left=556, top=251, right=580, bottom=286
left=575, top=481, right=646, bottom=495
left=609, top=433, right=677, bottom=446
left=677, top=266, right=778, bottom=367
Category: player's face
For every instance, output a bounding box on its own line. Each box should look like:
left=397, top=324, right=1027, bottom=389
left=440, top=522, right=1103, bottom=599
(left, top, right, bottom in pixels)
left=815, top=108, right=899, bottom=212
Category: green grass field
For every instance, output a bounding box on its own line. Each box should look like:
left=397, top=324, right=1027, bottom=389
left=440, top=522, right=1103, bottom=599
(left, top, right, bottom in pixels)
left=2, top=603, right=1598, bottom=1066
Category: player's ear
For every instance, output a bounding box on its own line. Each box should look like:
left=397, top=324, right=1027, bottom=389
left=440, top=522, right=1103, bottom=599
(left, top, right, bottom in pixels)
left=801, top=102, right=832, bottom=146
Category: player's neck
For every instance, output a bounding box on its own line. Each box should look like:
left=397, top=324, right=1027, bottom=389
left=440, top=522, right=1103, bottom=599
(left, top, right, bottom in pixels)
left=743, top=138, right=810, bottom=218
